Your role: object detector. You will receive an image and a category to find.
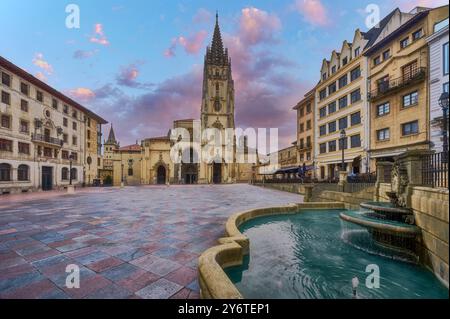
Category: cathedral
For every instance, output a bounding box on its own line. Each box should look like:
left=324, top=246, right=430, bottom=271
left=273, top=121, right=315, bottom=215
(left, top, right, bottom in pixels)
left=101, top=14, right=254, bottom=186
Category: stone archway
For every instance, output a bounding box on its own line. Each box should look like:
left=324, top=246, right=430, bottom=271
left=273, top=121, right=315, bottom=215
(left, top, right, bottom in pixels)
left=212, top=162, right=222, bottom=184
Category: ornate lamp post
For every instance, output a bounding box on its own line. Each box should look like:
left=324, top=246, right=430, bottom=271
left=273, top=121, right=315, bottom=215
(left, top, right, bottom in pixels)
left=439, top=92, right=449, bottom=162
left=340, top=129, right=347, bottom=172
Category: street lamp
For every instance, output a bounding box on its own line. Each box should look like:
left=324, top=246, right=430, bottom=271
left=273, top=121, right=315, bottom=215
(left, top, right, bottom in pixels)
left=439, top=92, right=449, bottom=162
left=340, top=129, right=347, bottom=172
left=69, top=153, right=74, bottom=186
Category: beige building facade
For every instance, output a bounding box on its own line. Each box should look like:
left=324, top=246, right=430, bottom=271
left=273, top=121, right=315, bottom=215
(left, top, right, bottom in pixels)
left=0, top=56, right=107, bottom=194
left=294, top=88, right=315, bottom=176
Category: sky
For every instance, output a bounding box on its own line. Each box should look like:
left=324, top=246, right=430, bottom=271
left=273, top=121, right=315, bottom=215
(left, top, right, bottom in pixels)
left=0, top=0, right=448, bottom=149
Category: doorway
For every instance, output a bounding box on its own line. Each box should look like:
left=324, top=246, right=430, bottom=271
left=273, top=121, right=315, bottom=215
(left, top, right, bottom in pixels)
left=42, top=166, right=53, bottom=191
left=213, top=162, right=222, bottom=184
left=157, top=166, right=166, bottom=185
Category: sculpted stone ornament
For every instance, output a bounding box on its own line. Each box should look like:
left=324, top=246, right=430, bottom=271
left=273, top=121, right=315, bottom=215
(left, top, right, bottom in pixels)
left=391, top=161, right=409, bottom=208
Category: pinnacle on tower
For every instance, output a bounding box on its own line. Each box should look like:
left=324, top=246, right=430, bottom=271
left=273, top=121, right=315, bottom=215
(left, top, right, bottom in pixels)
left=106, top=123, right=118, bottom=145
left=208, top=11, right=227, bottom=65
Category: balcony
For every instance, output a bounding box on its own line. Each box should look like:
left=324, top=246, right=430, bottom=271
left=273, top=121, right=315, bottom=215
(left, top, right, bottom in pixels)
left=298, top=143, right=312, bottom=151
left=368, top=67, right=426, bottom=101
left=32, top=133, right=63, bottom=147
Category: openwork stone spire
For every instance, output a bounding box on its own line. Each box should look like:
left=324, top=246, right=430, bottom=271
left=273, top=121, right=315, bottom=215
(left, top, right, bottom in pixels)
left=207, top=12, right=228, bottom=65
left=105, top=124, right=118, bottom=145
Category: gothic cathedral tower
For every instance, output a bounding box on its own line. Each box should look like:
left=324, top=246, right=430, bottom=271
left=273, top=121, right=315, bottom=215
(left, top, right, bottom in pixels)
left=199, top=13, right=236, bottom=184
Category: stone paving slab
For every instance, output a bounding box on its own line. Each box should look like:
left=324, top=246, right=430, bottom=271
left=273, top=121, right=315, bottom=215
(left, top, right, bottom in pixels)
left=0, top=184, right=301, bottom=299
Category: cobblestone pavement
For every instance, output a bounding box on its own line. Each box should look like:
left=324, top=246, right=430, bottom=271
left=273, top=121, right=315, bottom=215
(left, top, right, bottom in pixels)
left=0, top=185, right=301, bottom=299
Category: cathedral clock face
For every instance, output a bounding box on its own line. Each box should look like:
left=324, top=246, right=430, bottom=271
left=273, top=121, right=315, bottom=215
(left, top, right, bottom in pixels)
left=214, top=99, right=221, bottom=112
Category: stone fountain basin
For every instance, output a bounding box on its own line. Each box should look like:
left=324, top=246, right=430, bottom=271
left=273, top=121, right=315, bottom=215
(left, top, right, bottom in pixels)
left=340, top=211, right=421, bottom=238
left=360, top=202, right=412, bottom=215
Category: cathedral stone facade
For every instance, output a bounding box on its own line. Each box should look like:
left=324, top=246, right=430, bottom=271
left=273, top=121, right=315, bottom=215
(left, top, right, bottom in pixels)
left=102, top=15, right=254, bottom=186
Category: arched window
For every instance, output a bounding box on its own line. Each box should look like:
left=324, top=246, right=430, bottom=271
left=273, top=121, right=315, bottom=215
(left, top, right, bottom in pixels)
left=70, top=168, right=77, bottom=180
left=0, top=163, right=11, bottom=181
left=61, top=167, right=69, bottom=180
left=17, top=165, right=29, bottom=181
left=128, top=168, right=133, bottom=176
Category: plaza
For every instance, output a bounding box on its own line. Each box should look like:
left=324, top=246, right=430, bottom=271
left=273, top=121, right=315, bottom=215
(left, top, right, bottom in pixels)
left=0, top=185, right=300, bottom=299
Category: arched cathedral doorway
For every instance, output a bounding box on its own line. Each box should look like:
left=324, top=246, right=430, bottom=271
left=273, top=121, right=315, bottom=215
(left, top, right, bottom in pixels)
left=157, top=166, right=166, bottom=185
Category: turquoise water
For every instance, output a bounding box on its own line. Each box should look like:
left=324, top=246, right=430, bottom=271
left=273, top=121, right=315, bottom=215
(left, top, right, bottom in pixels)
left=225, top=210, right=449, bottom=299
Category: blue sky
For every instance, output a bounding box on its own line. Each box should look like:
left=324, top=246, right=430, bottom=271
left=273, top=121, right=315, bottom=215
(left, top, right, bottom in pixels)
left=0, top=0, right=447, bottom=148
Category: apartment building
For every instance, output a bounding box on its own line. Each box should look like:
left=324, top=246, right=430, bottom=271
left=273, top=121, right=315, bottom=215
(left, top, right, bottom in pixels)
left=427, top=17, right=449, bottom=152
left=0, top=56, right=107, bottom=194
left=366, top=6, right=449, bottom=164
left=294, top=88, right=315, bottom=176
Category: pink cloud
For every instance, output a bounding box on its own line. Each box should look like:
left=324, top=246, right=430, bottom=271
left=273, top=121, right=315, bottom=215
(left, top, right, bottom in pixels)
left=295, top=0, right=331, bottom=27
left=164, top=30, right=208, bottom=57
left=193, top=8, right=212, bottom=24
left=239, top=7, right=281, bottom=45
left=90, top=23, right=110, bottom=46
left=116, top=63, right=154, bottom=89
left=67, top=88, right=96, bottom=102
left=32, top=53, right=53, bottom=75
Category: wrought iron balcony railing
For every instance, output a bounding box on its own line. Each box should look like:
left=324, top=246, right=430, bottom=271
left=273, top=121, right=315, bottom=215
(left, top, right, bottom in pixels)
left=32, top=133, right=63, bottom=147
left=368, top=67, right=426, bottom=101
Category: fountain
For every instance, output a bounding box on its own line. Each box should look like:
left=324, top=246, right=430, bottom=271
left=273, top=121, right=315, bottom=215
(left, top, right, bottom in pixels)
left=340, top=161, right=421, bottom=262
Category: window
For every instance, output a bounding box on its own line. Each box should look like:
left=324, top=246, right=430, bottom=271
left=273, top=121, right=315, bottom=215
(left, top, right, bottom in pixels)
left=306, top=152, right=311, bottom=161
left=319, top=143, right=327, bottom=154
left=444, top=42, right=449, bottom=76
left=128, top=168, right=134, bottom=176
left=339, top=117, right=348, bottom=130
left=63, top=134, right=68, bottom=144
left=1, top=91, right=10, bottom=105
left=412, top=29, right=423, bottom=41
left=72, top=136, right=77, bottom=146
left=350, top=134, right=361, bottom=148
left=300, top=154, right=304, bottom=161
left=377, top=102, right=390, bottom=116
left=373, top=56, right=381, bottom=66
left=350, top=89, right=361, bottom=103
left=70, top=168, right=77, bottom=180
left=319, top=125, right=327, bottom=136
left=52, top=98, right=58, bottom=109
left=72, top=122, right=77, bottom=130
left=328, top=140, right=337, bottom=152
left=306, top=136, right=311, bottom=148
left=306, top=103, right=311, bottom=113
left=306, top=120, right=311, bottom=130
left=319, top=89, right=327, bottom=100
left=20, top=82, right=29, bottom=96
left=328, top=101, right=336, bottom=114
left=71, top=152, right=78, bottom=161
left=18, top=142, right=30, bottom=154
left=402, top=61, right=418, bottom=81
left=322, top=73, right=327, bottom=81
left=43, top=147, right=53, bottom=157
left=400, top=37, right=409, bottom=49
left=0, top=163, right=11, bottom=181
left=72, top=110, right=78, bottom=119
left=63, top=105, right=69, bottom=114
left=20, top=120, right=29, bottom=133
left=36, top=90, right=43, bottom=102
left=62, top=167, right=69, bottom=180
left=444, top=82, right=449, bottom=93
left=402, top=120, right=419, bottom=136
left=319, top=107, right=327, bottom=118
left=350, top=67, right=360, bottom=81
left=338, top=75, right=348, bottom=89
left=299, top=138, right=304, bottom=149
left=21, top=99, right=28, bottom=112
left=331, top=66, right=336, bottom=74
left=351, top=112, right=361, bottom=126
left=339, top=96, right=348, bottom=109
left=328, top=121, right=336, bottom=133
left=354, top=47, right=360, bottom=57
left=87, top=118, right=91, bottom=127
left=299, top=123, right=304, bottom=133
left=62, top=150, right=69, bottom=160
left=1, top=115, right=11, bottom=128
left=1, top=72, right=11, bottom=87
left=17, top=165, right=29, bottom=181
left=377, top=75, right=390, bottom=93
left=342, top=57, right=348, bottom=66
left=328, top=82, right=337, bottom=95
left=63, top=118, right=68, bottom=127
left=377, top=128, right=390, bottom=141
left=87, top=130, right=91, bottom=139
left=0, top=139, right=13, bottom=152
left=383, top=49, right=390, bottom=60
left=300, top=106, right=305, bottom=117
left=403, top=91, right=418, bottom=108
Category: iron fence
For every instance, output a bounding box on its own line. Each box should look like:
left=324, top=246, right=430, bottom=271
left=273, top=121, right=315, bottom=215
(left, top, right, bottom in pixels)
left=422, top=152, right=448, bottom=188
